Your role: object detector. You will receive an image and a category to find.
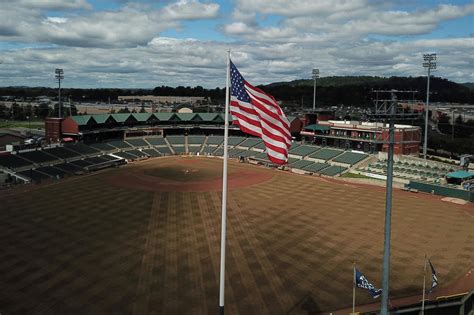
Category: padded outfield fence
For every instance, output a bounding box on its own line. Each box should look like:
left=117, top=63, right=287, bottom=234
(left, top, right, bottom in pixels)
left=407, top=181, right=473, bottom=202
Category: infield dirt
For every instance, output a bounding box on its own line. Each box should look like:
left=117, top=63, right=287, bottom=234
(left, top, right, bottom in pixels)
left=0, top=156, right=472, bottom=314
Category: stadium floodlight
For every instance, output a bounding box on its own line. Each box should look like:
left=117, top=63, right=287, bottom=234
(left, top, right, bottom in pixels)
left=55, top=68, right=64, bottom=119
left=312, top=68, right=319, bottom=111
left=422, top=53, right=436, bottom=160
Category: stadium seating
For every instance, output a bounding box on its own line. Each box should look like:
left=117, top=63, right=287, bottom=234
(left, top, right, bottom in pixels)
left=303, top=163, right=329, bottom=173
left=319, top=165, right=347, bottom=176
left=154, top=146, right=172, bottom=155
left=126, top=138, right=149, bottom=148
left=252, top=141, right=266, bottom=150
left=0, top=154, right=33, bottom=170
left=16, top=169, right=50, bottom=182
left=69, top=159, right=94, bottom=168
left=65, top=143, right=100, bottom=155
left=36, top=166, right=68, bottom=178
left=332, top=152, right=368, bottom=165
left=206, top=136, right=224, bottom=145
left=188, top=146, right=202, bottom=154
left=19, top=150, right=59, bottom=164
left=44, top=147, right=82, bottom=160
left=166, top=135, right=185, bottom=145
left=289, top=159, right=314, bottom=170
left=88, top=143, right=117, bottom=152
left=54, top=162, right=84, bottom=173
left=173, top=146, right=186, bottom=154
left=202, top=146, right=217, bottom=155
left=145, top=137, right=167, bottom=146
left=213, top=148, right=224, bottom=156
left=188, top=135, right=205, bottom=145
left=107, top=140, right=132, bottom=149
left=127, top=150, right=148, bottom=158
left=228, top=136, right=246, bottom=146
left=238, top=138, right=262, bottom=148
left=113, top=151, right=138, bottom=160
left=142, top=149, right=162, bottom=157
left=289, top=145, right=319, bottom=157
left=308, top=148, right=342, bottom=161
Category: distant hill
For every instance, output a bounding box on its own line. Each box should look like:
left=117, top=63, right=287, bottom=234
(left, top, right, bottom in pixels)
left=267, top=76, right=389, bottom=88
left=461, top=82, right=474, bottom=90
left=262, top=76, right=473, bottom=106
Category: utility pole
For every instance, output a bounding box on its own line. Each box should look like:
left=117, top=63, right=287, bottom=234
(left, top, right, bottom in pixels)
left=312, top=68, right=319, bottom=112
left=55, top=69, right=64, bottom=118
left=371, top=90, right=421, bottom=315
left=422, top=53, right=436, bottom=160
left=451, top=108, right=455, bottom=140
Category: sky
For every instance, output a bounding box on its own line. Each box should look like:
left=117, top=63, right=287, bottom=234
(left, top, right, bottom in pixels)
left=0, top=0, right=473, bottom=88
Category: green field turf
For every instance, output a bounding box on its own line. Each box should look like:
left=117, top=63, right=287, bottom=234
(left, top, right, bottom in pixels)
left=0, top=156, right=473, bottom=314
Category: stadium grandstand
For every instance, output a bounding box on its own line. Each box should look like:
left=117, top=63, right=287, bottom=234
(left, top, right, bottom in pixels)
left=1, top=113, right=471, bottom=202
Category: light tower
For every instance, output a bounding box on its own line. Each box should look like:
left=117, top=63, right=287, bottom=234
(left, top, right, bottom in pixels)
left=422, top=53, right=436, bottom=160
left=55, top=68, right=64, bottom=118
left=312, top=68, right=319, bottom=111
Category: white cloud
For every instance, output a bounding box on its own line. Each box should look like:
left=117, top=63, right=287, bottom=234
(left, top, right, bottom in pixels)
left=6, top=0, right=93, bottom=10
left=0, top=1, right=220, bottom=48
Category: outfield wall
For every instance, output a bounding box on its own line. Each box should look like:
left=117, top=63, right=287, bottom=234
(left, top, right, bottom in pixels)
left=407, top=181, right=473, bottom=202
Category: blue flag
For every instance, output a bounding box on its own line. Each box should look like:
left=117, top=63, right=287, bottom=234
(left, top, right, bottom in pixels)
left=355, top=269, right=382, bottom=298
left=429, top=259, right=438, bottom=292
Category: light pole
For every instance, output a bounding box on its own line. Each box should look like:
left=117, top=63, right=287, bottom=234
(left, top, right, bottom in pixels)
left=55, top=68, right=64, bottom=118
left=422, top=54, right=436, bottom=160
left=312, top=68, right=319, bottom=112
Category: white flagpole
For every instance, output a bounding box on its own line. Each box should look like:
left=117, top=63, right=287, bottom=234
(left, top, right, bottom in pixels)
left=352, top=263, right=356, bottom=315
left=219, top=50, right=231, bottom=315
left=421, top=254, right=427, bottom=314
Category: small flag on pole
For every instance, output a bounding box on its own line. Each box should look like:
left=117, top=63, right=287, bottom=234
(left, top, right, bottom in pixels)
left=229, top=60, right=291, bottom=164
left=429, top=259, right=438, bottom=292
left=355, top=269, right=382, bottom=298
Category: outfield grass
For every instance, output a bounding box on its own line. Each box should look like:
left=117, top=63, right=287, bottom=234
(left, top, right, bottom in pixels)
left=0, top=120, right=44, bottom=129
left=0, top=157, right=472, bottom=314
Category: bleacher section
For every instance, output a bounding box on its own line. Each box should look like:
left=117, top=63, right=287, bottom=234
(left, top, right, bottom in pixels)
left=360, top=158, right=457, bottom=183
left=238, top=138, right=262, bottom=148
left=188, top=135, right=205, bottom=145
left=166, top=135, right=185, bottom=145
left=0, top=154, right=33, bottom=170
left=17, top=169, right=50, bottom=182
left=228, top=136, right=246, bottom=146
left=289, top=159, right=314, bottom=170
left=154, top=146, right=172, bottom=155
left=126, top=138, right=149, bottom=148
left=332, top=152, right=368, bottom=166
left=19, top=150, right=58, bottom=164
left=88, top=143, right=116, bottom=152
left=145, top=137, right=167, bottom=146
left=45, top=147, right=82, bottom=160
left=206, top=136, right=224, bottom=145
left=308, top=148, right=342, bottom=161
left=319, top=165, right=347, bottom=176
left=107, top=140, right=132, bottom=149
left=4, top=136, right=372, bottom=187
left=65, top=143, right=100, bottom=155
left=289, top=145, right=319, bottom=157
left=142, top=149, right=161, bottom=157
left=36, top=166, right=68, bottom=178
left=303, top=163, right=329, bottom=173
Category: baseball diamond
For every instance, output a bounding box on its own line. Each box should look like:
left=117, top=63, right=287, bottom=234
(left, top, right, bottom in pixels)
left=0, top=156, right=473, bottom=314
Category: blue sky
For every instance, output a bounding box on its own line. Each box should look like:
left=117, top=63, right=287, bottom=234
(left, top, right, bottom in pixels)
left=0, top=0, right=473, bottom=88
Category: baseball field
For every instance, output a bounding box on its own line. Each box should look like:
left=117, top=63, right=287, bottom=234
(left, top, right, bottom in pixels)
left=0, top=156, right=473, bottom=314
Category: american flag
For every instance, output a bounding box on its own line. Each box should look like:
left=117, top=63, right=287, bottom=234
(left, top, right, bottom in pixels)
left=230, top=60, right=291, bottom=164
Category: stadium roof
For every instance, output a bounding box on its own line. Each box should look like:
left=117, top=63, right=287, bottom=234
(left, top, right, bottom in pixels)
left=445, top=170, right=474, bottom=180
left=67, top=113, right=241, bottom=126
left=304, top=124, right=330, bottom=132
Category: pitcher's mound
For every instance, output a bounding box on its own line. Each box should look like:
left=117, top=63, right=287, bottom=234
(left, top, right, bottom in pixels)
left=105, top=156, right=274, bottom=192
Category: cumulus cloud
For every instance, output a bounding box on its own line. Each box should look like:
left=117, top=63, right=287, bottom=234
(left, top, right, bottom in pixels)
left=3, top=0, right=93, bottom=10
left=0, top=0, right=473, bottom=86
left=0, top=0, right=220, bottom=48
